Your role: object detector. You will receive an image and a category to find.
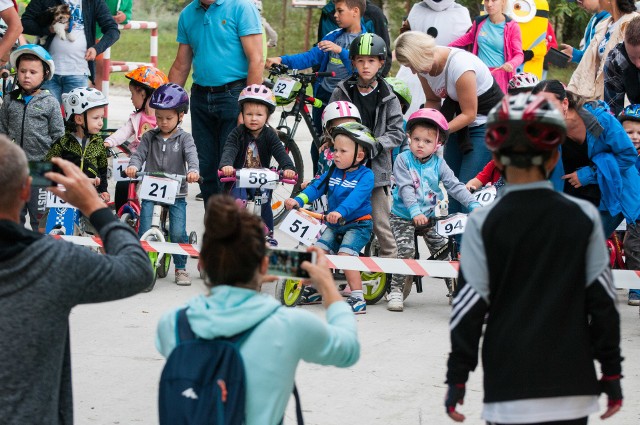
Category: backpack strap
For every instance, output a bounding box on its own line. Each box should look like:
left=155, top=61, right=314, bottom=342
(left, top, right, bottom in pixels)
left=293, top=384, right=304, bottom=424
left=175, top=307, right=196, bottom=343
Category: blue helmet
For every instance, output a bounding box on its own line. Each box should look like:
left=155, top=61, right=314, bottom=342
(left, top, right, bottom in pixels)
left=618, top=104, right=640, bottom=123
left=9, top=44, right=55, bottom=80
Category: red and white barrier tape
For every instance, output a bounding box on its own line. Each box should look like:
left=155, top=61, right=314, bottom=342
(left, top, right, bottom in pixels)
left=51, top=235, right=639, bottom=289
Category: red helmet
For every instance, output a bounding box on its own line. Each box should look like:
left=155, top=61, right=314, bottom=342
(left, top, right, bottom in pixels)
left=485, top=93, right=566, bottom=153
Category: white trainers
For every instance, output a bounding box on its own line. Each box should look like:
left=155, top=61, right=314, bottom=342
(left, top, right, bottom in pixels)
left=175, top=269, right=191, bottom=286
left=387, top=291, right=404, bottom=312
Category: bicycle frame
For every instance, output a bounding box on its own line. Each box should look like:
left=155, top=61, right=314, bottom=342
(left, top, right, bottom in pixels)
left=118, top=180, right=142, bottom=232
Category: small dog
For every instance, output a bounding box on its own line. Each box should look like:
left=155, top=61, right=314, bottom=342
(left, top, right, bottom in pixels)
left=37, top=4, right=75, bottom=45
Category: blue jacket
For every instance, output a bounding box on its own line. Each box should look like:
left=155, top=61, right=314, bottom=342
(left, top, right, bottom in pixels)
left=295, top=165, right=374, bottom=226
left=574, top=102, right=640, bottom=222
left=281, top=27, right=365, bottom=91
left=157, top=286, right=359, bottom=425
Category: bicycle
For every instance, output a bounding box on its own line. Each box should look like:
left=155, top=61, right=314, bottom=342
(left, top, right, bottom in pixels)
left=132, top=171, right=199, bottom=292
left=274, top=207, right=390, bottom=307
left=266, top=63, right=334, bottom=225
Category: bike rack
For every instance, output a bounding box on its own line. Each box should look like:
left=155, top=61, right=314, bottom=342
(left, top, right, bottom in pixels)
left=100, top=21, right=159, bottom=127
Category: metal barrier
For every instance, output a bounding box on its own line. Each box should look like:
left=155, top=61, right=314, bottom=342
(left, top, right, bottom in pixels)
left=101, top=21, right=158, bottom=126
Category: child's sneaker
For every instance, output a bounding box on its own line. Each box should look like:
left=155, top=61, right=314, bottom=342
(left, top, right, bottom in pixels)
left=387, top=291, right=404, bottom=312
left=301, top=286, right=323, bottom=304
left=346, top=296, right=366, bottom=314
left=628, top=291, right=640, bottom=306
left=175, top=269, right=191, bottom=286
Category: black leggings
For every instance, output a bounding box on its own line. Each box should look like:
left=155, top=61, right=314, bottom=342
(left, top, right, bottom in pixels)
left=487, top=418, right=588, bottom=425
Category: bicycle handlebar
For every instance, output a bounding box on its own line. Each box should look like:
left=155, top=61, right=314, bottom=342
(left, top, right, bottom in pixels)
left=268, top=63, right=335, bottom=83
left=119, top=170, right=203, bottom=184
left=217, top=168, right=298, bottom=185
left=294, top=205, right=346, bottom=226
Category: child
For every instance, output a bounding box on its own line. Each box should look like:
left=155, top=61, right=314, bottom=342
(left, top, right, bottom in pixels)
left=266, top=0, right=365, bottom=174
left=0, top=44, right=64, bottom=231
left=219, top=84, right=296, bottom=244
left=446, top=93, right=622, bottom=424
left=315, top=100, right=362, bottom=178
left=618, top=104, right=640, bottom=306
left=284, top=122, right=376, bottom=314
left=388, top=109, right=480, bottom=312
left=330, top=32, right=405, bottom=261
left=126, top=83, right=200, bottom=286
left=384, top=76, right=412, bottom=162
left=46, top=87, right=109, bottom=203
left=104, top=65, right=168, bottom=214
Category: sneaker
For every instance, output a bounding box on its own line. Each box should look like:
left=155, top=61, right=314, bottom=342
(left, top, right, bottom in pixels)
left=628, top=291, right=640, bottom=306
left=387, top=291, right=404, bottom=312
left=195, top=193, right=203, bottom=201
left=266, top=236, right=278, bottom=247
left=346, top=296, right=366, bottom=314
left=175, top=269, right=191, bottom=286
left=301, top=286, right=323, bottom=304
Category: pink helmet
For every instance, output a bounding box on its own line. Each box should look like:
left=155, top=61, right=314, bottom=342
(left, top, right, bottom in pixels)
left=239, top=84, right=277, bottom=114
left=407, top=108, right=449, bottom=140
left=321, top=101, right=362, bottom=129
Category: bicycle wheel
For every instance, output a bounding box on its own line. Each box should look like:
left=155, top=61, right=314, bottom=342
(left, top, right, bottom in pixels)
left=271, top=131, right=303, bottom=225
left=157, top=254, right=171, bottom=278
left=275, top=278, right=305, bottom=307
left=144, top=235, right=160, bottom=292
left=361, top=235, right=390, bottom=305
left=120, top=212, right=136, bottom=231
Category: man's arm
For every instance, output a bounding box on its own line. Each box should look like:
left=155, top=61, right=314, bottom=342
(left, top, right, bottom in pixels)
left=0, top=7, right=22, bottom=65
left=92, top=0, right=120, bottom=54
left=241, top=33, right=265, bottom=85
left=168, top=44, right=193, bottom=87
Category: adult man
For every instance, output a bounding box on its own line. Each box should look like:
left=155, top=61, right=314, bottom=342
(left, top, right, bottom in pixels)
left=168, top=0, right=264, bottom=205
left=0, top=138, right=153, bottom=424
left=445, top=94, right=623, bottom=424
left=560, top=0, right=610, bottom=64
left=604, top=16, right=640, bottom=115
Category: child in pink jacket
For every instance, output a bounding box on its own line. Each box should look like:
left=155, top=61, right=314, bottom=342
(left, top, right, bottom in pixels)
left=449, top=0, right=523, bottom=94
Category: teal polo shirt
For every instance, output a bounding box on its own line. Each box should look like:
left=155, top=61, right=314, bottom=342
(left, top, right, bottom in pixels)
left=177, top=0, right=262, bottom=87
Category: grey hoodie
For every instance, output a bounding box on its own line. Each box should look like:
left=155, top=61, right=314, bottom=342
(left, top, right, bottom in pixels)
left=0, top=89, right=64, bottom=160
left=0, top=210, right=153, bottom=425
left=330, top=77, right=405, bottom=187
left=129, top=127, right=200, bottom=197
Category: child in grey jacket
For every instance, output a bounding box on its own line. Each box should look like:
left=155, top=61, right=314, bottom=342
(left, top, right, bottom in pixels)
left=0, top=44, right=64, bottom=231
left=126, top=83, right=199, bottom=286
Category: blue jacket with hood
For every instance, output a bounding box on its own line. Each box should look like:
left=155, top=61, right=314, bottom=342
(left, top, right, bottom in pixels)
left=156, top=286, right=359, bottom=425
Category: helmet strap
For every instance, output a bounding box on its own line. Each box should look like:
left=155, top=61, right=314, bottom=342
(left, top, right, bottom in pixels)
left=82, top=111, right=93, bottom=136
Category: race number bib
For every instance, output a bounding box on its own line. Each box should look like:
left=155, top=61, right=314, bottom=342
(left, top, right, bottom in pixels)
left=473, top=185, right=497, bottom=206
left=112, top=158, right=140, bottom=182
left=272, top=77, right=296, bottom=99
left=311, top=194, right=329, bottom=214
left=279, top=210, right=323, bottom=246
left=139, top=176, right=179, bottom=204
left=237, top=168, right=278, bottom=190
left=46, top=187, right=73, bottom=208
left=436, top=213, right=468, bottom=237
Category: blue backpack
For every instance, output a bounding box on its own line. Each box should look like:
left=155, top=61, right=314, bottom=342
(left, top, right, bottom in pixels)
left=159, top=308, right=303, bottom=425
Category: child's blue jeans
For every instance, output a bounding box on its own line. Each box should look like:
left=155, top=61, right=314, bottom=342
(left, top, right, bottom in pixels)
left=138, top=197, right=188, bottom=269
left=315, top=220, right=373, bottom=256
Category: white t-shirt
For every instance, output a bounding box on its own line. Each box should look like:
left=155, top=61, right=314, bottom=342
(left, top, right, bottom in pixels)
left=420, top=48, right=493, bottom=127
left=48, top=0, right=89, bottom=76
left=483, top=395, right=599, bottom=423
left=0, top=0, right=13, bottom=12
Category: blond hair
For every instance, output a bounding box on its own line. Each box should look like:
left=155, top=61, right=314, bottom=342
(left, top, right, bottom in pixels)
left=394, top=31, right=436, bottom=73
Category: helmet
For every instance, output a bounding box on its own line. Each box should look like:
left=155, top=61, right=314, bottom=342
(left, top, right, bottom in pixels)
left=125, top=66, right=169, bottom=90
left=406, top=108, right=449, bottom=139
left=330, top=122, right=379, bottom=159
left=349, top=33, right=387, bottom=60
left=321, top=101, right=361, bottom=129
left=62, top=87, right=108, bottom=120
left=385, top=77, right=412, bottom=114
left=618, top=104, right=640, bottom=123
left=485, top=93, right=566, bottom=153
left=149, top=83, right=189, bottom=113
left=238, top=84, right=276, bottom=114
left=508, top=72, right=539, bottom=93
left=10, top=44, right=55, bottom=81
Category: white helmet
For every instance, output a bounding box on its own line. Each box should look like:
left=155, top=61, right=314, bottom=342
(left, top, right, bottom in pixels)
left=321, top=101, right=361, bottom=129
left=62, top=87, right=108, bottom=120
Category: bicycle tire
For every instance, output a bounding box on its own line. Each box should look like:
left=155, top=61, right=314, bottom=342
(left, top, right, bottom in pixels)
left=276, top=278, right=305, bottom=307
left=157, top=254, right=171, bottom=279
left=271, top=131, right=303, bottom=225
left=143, top=234, right=160, bottom=292
left=361, top=235, right=390, bottom=305
left=119, top=212, right=136, bottom=231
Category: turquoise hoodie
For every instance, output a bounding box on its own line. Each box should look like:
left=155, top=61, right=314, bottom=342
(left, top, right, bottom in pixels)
left=156, top=285, right=359, bottom=424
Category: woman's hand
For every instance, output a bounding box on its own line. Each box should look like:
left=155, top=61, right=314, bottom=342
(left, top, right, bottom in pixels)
left=562, top=172, right=582, bottom=188
left=498, top=63, right=514, bottom=73
left=301, top=247, right=342, bottom=307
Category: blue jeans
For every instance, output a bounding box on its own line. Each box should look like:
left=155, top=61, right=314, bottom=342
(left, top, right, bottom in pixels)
left=443, top=124, right=491, bottom=214
left=139, top=198, right=188, bottom=269
left=315, top=220, right=373, bottom=256
left=43, top=74, right=89, bottom=104
left=190, top=86, right=242, bottom=205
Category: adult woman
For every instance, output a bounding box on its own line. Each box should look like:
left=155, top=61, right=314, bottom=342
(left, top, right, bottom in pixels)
left=532, top=80, right=640, bottom=237
left=395, top=31, right=504, bottom=213
left=449, top=0, right=524, bottom=94
left=156, top=195, right=359, bottom=424
left=567, top=0, right=639, bottom=100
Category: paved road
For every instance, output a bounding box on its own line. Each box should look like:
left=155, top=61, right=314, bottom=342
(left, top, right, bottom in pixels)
left=68, top=91, right=640, bottom=424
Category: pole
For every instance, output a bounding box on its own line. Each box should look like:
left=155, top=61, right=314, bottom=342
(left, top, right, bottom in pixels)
left=281, top=0, right=287, bottom=55
left=304, top=8, right=312, bottom=51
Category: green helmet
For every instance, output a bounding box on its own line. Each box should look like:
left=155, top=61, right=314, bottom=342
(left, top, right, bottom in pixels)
left=385, top=77, right=412, bottom=114
left=331, top=122, right=379, bottom=159
left=349, top=33, right=387, bottom=60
